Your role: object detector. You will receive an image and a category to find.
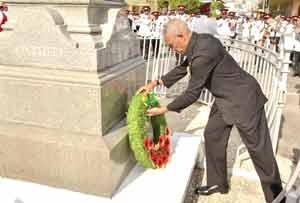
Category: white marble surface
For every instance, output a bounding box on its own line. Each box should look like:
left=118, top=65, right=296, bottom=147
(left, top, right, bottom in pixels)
left=0, top=133, right=202, bottom=203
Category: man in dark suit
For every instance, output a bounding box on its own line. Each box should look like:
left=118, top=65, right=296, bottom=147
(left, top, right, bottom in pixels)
left=138, top=19, right=284, bottom=203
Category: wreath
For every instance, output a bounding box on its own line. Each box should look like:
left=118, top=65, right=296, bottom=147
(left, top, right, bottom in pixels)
left=127, top=92, right=171, bottom=169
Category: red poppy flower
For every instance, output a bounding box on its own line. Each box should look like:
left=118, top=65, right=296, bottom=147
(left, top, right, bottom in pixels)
left=156, top=158, right=164, bottom=168
left=165, top=145, right=171, bottom=155
left=143, top=128, right=172, bottom=168
left=164, top=136, right=170, bottom=147
left=165, top=127, right=170, bottom=136
left=159, top=135, right=165, bottom=147
left=144, top=137, right=153, bottom=151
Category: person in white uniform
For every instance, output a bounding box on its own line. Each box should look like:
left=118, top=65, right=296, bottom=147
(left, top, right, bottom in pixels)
left=252, top=16, right=265, bottom=45
left=283, top=17, right=296, bottom=51
left=138, top=6, right=152, bottom=59
left=150, top=11, right=164, bottom=58
left=242, top=17, right=251, bottom=41
left=228, top=11, right=237, bottom=39
left=174, top=5, right=188, bottom=64
left=175, top=5, right=189, bottom=22
left=291, top=16, right=300, bottom=76
left=168, top=10, right=176, bottom=20
left=189, top=12, right=217, bottom=35
left=217, top=12, right=231, bottom=38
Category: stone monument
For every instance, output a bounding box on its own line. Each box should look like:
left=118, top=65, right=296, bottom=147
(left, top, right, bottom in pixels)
left=0, top=1, right=145, bottom=197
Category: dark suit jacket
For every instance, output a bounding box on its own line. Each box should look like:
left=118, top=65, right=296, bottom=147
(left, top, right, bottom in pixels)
left=161, top=33, right=267, bottom=125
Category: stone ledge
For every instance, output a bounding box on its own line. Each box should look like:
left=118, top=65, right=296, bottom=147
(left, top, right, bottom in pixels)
left=0, top=133, right=202, bottom=203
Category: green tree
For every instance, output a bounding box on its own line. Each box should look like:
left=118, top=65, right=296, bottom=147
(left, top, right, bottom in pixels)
left=186, top=0, right=202, bottom=13
left=157, top=0, right=169, bottom=9
left=168, top=0, right=181, bottom=10
left=164, top=0, right=202, bottom=13
left=210, top=0, right=224, bottom=17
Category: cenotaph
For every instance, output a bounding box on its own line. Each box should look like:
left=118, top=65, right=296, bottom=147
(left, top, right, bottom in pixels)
left=0, top=1, right=145, bottom=197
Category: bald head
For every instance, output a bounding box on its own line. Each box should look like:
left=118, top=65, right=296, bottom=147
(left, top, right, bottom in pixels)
left=163, top=19, right=191, bottom=38
left=163, top=19, right=192, bottom=54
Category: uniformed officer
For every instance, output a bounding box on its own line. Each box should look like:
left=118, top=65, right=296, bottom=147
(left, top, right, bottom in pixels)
left=150, top=11, right=162, bottom=58
left=189, top=11, right=217, bottom=35
left=251, top=14, right=265, bottom=45
left=138, top=6, right=152, bottom=59
left=283, top=16, right=296, bottom=51
left=228, top=11, right=237, bottom=39
left=292, top=16, right=300, bottom=76
left=166, top=10, right=174, bottom=20
left=174, top=5, right=188, bottom=64
left=175, top=5, right=189, bottom=22
left=217, top=9, right=231, bottom=38
left=259, top=13, right=272, bottom=47
left=241, top=17, right=251, bottom=41
left=269, top=15, right=281, bottom=51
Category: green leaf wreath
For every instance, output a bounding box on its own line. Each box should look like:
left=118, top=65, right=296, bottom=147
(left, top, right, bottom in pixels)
left=127, top=92, right=171, bottom=169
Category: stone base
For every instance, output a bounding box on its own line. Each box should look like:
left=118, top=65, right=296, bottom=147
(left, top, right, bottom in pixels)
left=0, top=57, right=145, bottom=197
left=0, top=133, right=202, bottom=203
left=0, top=119, right=135, bottom=197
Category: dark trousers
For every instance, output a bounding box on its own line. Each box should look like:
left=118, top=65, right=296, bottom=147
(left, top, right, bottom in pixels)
left=293, top=51, right=300, bottom=76
left=151, top=39, right=160, bottom=58
left=140, top=39, right=150, bottom=59
left=204, top=103, right=283, bottom=203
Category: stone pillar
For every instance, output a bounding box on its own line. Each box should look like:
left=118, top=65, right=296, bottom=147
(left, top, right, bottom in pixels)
left=0, top=1, right=145, bottom=197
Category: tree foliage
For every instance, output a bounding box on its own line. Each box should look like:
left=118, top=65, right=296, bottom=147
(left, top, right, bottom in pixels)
left=158, top=0, right=203, bottom=13
left=157, top=0, right=169, bottom=9
left=210, top=0, right=224, bottom=17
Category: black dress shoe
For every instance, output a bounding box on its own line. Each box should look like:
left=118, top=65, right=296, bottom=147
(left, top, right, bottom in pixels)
left=194, top=185, right=229, bottom=196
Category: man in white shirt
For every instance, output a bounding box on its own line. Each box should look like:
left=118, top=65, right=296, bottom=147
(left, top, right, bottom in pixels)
left=151, top=11, right=165, bottom=58
left=175, top=5, right=189, bottom=22
left=217, top=15, right=231, bottom=38
left=292, top=16, right=300, bottom=76
left=190, top=13, right=217, bottom=35
left=138, top=6, right=152, bottom=59
left=174, top=5, right=188, bottom=64
left=242, top=17, right=251, bottom=41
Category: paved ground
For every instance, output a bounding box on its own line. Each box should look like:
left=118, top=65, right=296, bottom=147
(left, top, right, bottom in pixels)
left=161, top=70, right=300, bottom=203
left=277, top=72, right=300, bottom=162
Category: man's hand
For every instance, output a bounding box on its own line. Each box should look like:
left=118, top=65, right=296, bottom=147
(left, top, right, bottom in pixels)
left=137, top=80, right=163, bottom=96
left=147, top=106, right=168, bottom=116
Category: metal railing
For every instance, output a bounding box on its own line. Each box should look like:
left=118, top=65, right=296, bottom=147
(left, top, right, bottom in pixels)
left=140, top=35, right=290, bottom=161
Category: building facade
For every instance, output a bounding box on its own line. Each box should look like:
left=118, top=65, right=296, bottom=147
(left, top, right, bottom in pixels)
left=126, top=0, right=158, bottom=12
left=270, top=0, right=300, bottom=16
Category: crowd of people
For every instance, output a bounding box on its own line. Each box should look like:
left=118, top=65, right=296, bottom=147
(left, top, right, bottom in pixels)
left=124, top=5, right=300, bottom=76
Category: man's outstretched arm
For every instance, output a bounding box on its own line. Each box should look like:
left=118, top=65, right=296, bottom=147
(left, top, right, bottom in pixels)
left=160, top=58, right=189, bottom=88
